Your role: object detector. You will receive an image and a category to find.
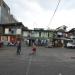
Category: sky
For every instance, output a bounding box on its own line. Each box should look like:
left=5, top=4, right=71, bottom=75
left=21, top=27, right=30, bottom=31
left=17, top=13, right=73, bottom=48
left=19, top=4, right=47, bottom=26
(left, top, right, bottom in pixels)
left=4, top=0, right=75, bottom=30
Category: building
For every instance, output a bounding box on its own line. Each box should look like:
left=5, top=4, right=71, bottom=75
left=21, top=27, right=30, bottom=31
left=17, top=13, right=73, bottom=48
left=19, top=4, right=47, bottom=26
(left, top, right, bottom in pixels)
left=23, top=28, right=55, bottom=46
left=56, top=25, right=67, bottom=31
left=0, top=22, right=26, bottom=45
left=0, top=0, right=17, bottom=24
left=23, top=29, right=54, bottom=39
left=0, top=0, right=29, bottom=46
left=68, top=28, right=75, bottom=37
left=53, top=25, right=67, bottom=47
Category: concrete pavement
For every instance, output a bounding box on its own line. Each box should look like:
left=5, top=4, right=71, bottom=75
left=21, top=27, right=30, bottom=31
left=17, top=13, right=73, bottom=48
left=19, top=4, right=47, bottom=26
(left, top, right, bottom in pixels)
left=0, top=47, right=75, bottom=75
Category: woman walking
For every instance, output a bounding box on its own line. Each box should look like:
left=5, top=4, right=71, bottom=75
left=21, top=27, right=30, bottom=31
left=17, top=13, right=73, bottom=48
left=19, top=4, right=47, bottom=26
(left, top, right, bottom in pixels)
left=16, top=41, right=21, bottom=55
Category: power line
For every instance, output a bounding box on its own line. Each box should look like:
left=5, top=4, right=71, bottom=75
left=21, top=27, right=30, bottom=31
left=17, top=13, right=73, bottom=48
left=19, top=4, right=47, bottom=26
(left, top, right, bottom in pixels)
left=47, top=0, right=61, bottom=29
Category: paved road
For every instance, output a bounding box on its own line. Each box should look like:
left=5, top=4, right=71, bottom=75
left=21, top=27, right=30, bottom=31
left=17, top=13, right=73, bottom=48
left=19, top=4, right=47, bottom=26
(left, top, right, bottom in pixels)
left=0, top=47, right=75, bottom=75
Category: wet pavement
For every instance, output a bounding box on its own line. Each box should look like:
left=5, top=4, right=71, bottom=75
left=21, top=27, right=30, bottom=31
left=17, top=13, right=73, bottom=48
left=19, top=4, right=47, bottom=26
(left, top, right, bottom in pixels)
left=0, top=46, right=75, bottom=75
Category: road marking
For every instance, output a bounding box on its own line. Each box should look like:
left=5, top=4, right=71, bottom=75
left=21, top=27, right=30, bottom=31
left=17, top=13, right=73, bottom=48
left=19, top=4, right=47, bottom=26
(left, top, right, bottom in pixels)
left=26, top=55, right=33, bottom=75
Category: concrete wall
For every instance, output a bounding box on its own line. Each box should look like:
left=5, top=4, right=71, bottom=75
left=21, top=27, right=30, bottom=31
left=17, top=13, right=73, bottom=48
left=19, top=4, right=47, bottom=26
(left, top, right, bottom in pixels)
left=1, top=3, right=10, bottom=24
left=0, top=0, right=17, bottom=24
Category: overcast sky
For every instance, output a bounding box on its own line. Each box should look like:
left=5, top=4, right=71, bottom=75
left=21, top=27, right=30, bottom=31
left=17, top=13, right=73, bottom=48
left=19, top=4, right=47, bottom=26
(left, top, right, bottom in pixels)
left=4, top=0, right=75, bottom=30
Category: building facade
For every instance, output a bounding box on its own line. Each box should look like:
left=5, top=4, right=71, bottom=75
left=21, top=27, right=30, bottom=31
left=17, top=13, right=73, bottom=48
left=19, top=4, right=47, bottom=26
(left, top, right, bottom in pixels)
left=53, top=25, right=67, bottom=47
left=0, top=22, right=25, bottom=45
left=23, top=29, right=54, bottom=46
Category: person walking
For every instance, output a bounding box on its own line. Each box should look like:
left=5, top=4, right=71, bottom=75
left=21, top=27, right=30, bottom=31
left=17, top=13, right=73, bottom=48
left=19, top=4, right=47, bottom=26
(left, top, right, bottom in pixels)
left=16, top=41, right=21, bottom=55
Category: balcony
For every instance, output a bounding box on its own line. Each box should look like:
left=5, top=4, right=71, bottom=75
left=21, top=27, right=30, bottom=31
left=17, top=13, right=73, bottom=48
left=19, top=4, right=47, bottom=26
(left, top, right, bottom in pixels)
left=4, top=28, right=22, bottom=35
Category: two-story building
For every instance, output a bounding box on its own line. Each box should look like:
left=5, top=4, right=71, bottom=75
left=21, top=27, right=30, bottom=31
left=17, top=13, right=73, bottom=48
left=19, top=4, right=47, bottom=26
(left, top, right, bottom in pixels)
left=0, top=22, right=27, bottom=45
left=23, top=28, right=54, bottom=46
left=68, top=28, right=75, bottom=43
left=53, top=25, right=67, bottom=47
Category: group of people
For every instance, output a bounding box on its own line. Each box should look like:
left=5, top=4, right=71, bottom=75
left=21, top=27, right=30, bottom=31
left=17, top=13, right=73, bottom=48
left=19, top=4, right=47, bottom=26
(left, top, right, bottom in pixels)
left=25, top=39, right=49, bottom=47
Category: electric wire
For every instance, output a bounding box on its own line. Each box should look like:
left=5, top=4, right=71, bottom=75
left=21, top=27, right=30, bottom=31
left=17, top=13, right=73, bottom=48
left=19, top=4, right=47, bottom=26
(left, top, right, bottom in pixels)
left=47, top=0, right=61, bottom=29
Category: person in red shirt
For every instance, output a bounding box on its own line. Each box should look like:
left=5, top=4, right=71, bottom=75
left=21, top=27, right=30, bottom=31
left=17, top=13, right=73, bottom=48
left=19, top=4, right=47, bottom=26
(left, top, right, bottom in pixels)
left=32, top=43, right=36, bottom=54
left=29, top=43, right=36, bottom=55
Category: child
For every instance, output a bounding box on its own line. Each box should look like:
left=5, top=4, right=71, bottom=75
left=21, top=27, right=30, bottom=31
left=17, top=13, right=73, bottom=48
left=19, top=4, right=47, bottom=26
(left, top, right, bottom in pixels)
left=29, top=43, right=36, bottom=55
left=32, top=43, right=36, bottom=54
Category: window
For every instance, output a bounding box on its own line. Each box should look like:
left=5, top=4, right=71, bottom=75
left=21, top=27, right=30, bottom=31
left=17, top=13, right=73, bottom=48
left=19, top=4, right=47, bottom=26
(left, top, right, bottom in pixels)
left=5, top=28, right=9, bottom=34
left=16, top=29, right=21, bottom=34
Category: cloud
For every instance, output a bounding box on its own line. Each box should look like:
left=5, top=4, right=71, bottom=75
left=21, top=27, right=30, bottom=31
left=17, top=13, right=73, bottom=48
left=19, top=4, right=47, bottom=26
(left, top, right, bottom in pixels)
left=4, top=0, right=75, bottom=30
left=58, top=0, right=75, bottom=10
left=49, top=9, right=75, bottom=30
